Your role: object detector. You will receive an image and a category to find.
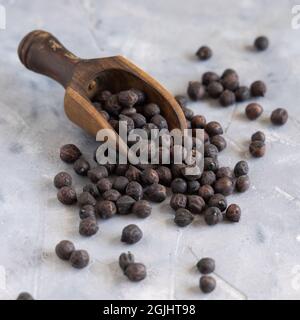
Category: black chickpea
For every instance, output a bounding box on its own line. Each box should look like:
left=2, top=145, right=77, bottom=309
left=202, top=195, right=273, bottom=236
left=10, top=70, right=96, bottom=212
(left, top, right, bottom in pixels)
left=121, top=224, right=143, bottom=244
left=113, top=176, right=129, bottom=193
left=236, top=175, right=250, bottom=193
left=141, top=168, right=159, bottom=185
left=16, top=292, right=34, bottom=300
left=271, top=108, right=288, bottom=125
left=204, top=144, right=219, bottom=159
left=171, top=178, right=188, bottom=194
left=200, top=171, right=216, bottom=186
left=234, top=161, right=249, bottom=177
left=204, top=207, right=223, bottom=226
left=200, top=276, right=216, bottom=293
left=103, top=189, right=121, bottom=202
left=205, top=122, right=223, bottom=136
left=131, top=113, right=146, bottom=128
left=221, top=69, right=237, bottom=79
left=118, top=90, right=138, bottom=108
left=226, top=204, right=241, bottom=222
left=187, top=180, right=200, bottom=194
left=121, top=107, right=136, bottom=117
left=73, top=158, right=90, bottom=176
left=125, top=165, right=141, bottom=182
left=208, top=194, right=227, bottom=212
left=55, top=240, right=75, bottom=261
left=88, top=166, right=109, bottom=183
left=126, top=181, right=143, bottom=201
left=249, top=141, right=266, bottom=158
left=116, top=196, right=136, bottom=215
left=204, top=157, right=219, bottom=172
left=119, top=252, right=135, bottom=272
left=97, top=178, right=113, bottom=193
left=191, top=115, right=207, bottom=129
left=245, top=103, right=263, bottom=120
left=202, top=71, right=219, bottom=85
left=70, top=250, right=90, bottom=269
left=220, top=90, right=236, bottom=107
left=79, top=218, right=99, bottom=237
left=182, top=108, right=194, bottom=121
left=79, top=205, right=96, bottom=220
left=104, top=94, right=122, bottom=116
left=187, top=195, right=205, bottom=214
left=250, top=80, right=267, bottom=97
left=170, top=193, right=187, bottom=211
left=254, top=36, right=269, bottom=51
left=77, top=192, right=96, bottom=207
left=96, top=200, right=117, bottom=219
left=54, top=172, right=72, bottom=189
left=210, top=135, right=227, bottom=152
left=251, top=131, right=265, bottom=142
left=175, top=95, right=188, bottom=108
left=124, top=263, right=147, bottom=282
left=216, top=167, right=234, bottom=179
left=207, top=81, right=224, bottom=99
left=214, top=177, right=234, bottom=196
left=60, top=144, right=81, bottom=163
left=132, top=200, right=152, bottom=218
left=198, top=185, right=214, bottom=202
left=57, top=187, right=77, bottom=205
left=235, top=86, right=250, bottom=102
left=150, top=114, right=168, bottom=130
left=143, top=103, right=160, bottom=118
left=222, top=73, right=239, bottom=91
left=197, top=258, right=215, bottom=274
left=145, top=183, right=167, bottom=203
left=156, top=166, right=172, bottom=186
left=187, top=81, right=206, bottom=100
left=131, top=88, right=146, bottom=105
left=174, top=208, right=194, bottom=227
left=196, top=46, right=212, bottom=60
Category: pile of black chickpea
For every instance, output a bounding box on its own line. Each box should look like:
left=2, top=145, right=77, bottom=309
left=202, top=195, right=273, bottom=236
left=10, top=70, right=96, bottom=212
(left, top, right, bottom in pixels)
left=49, top=35, right=289, bottom=296
left=53, top=84, right=246, bottom=288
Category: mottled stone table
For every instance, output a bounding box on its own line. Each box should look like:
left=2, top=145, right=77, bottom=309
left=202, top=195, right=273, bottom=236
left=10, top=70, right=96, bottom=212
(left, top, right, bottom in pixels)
left=0, top=0, right=300, bottom=300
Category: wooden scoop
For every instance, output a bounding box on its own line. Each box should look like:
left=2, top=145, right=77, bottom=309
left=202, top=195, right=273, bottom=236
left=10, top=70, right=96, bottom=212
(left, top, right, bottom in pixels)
left=18, top=30, right=187, bottom=156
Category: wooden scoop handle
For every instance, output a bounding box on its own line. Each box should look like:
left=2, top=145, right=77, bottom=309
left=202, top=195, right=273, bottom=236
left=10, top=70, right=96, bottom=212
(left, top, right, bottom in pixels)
left=18, top=30, right=81, bottom=88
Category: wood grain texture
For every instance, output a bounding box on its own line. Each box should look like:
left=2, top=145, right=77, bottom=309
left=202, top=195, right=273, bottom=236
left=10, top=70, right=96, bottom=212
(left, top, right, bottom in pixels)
left=18, top=30, right=80, bottom=88
left=18, top=30, right=187, bottom=145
